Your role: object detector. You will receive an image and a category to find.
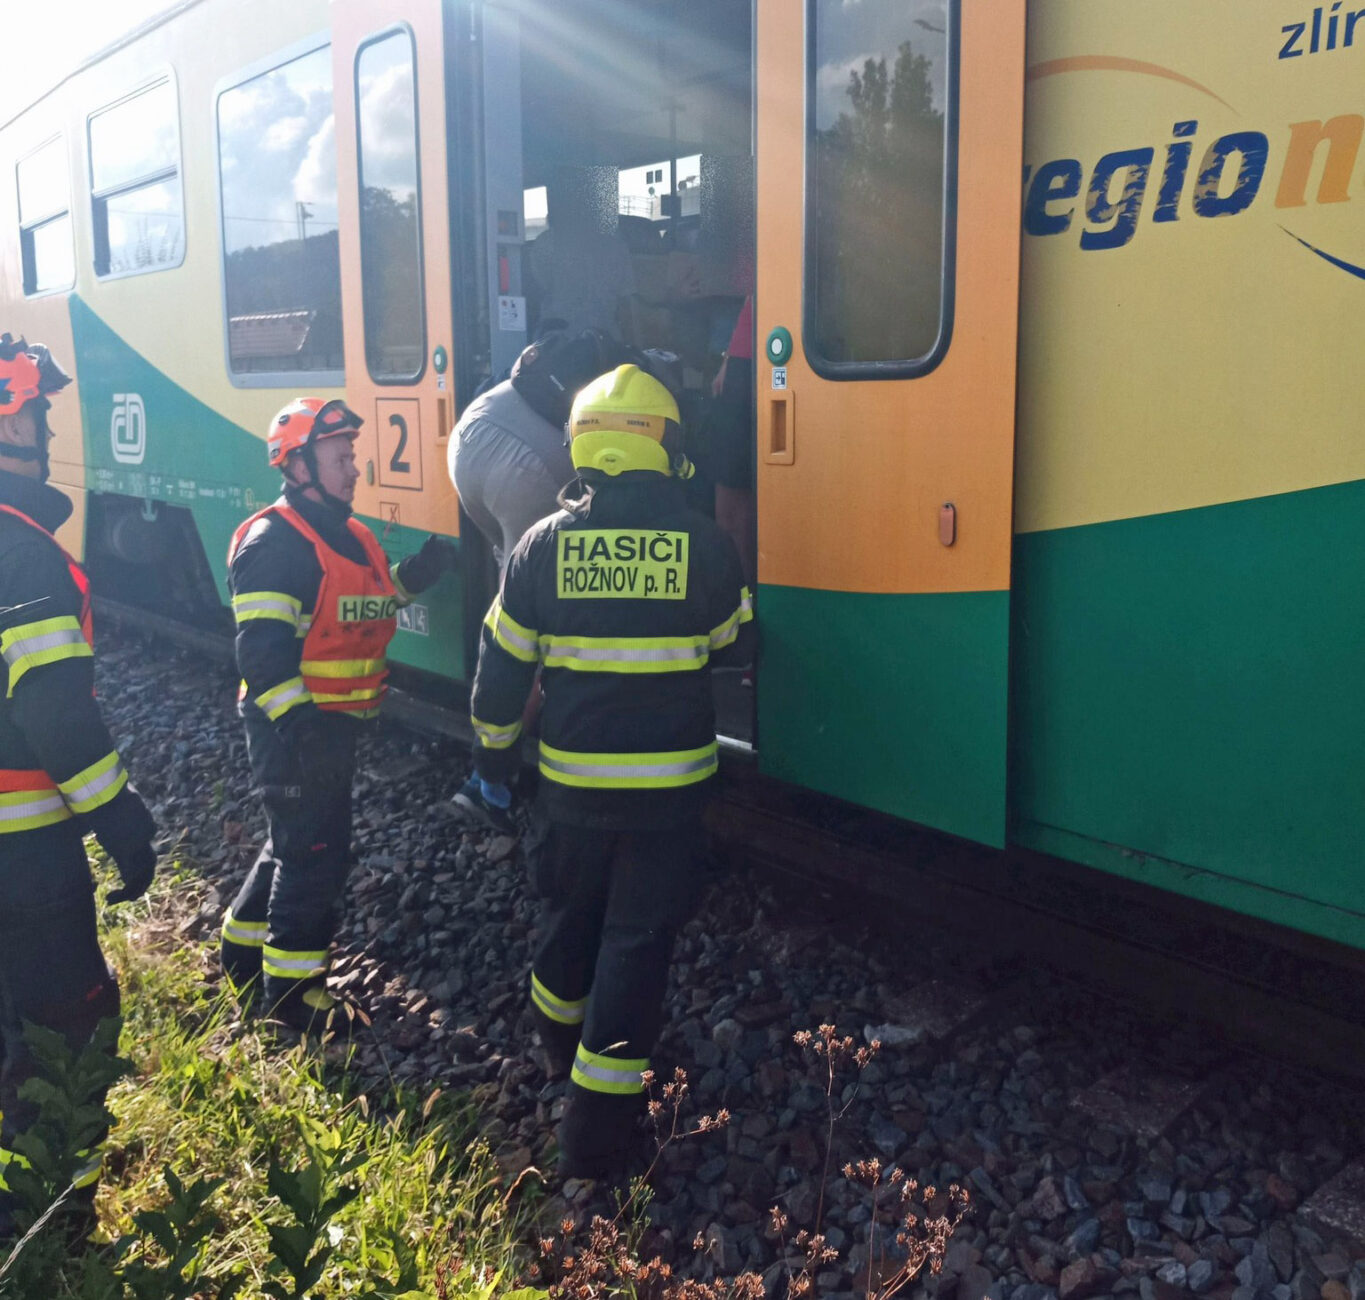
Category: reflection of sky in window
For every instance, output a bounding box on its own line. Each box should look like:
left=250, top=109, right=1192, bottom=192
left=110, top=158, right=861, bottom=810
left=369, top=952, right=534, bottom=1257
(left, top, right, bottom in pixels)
left=219, top=47, right=337, bottom=255
left=813, top=0, right=949, bottom=130
left=357, top=35, right=418, bottom=203
left=90, top=80, right=177, bottom=191
left=18, top=138, right=68, bottom=224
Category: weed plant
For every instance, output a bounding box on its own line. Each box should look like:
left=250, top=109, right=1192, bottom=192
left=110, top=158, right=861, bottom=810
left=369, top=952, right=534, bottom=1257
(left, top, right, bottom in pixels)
left=0, top=849, right=536, bottom=1299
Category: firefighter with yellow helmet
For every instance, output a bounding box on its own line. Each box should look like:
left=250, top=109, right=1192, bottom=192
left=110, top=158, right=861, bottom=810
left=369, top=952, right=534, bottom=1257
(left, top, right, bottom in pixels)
left=220, top=397, right=455, bottom=1032
left=0, top=334, right=157, bottom=1235
left=466, top=363, right=753, bottom=1178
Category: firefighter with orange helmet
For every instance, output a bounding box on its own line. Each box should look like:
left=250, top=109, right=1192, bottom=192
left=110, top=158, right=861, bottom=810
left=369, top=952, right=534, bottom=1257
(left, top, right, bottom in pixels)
left=220, top=397, right=455, bottom=1031
left=466, top=364, right=753, bottom=1178
left=0, top=334, right=157, bottom=1235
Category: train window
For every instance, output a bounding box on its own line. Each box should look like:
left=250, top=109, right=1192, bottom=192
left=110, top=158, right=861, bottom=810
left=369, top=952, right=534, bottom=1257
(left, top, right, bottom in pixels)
left=217, top=43, right=343, bottom=383
left=356, top=28, right=425, bottom=383
left=88, top=78, right=185, bottom=279
left=804, top=0, right=957, bottom=377
left=17, top=136, right=75, bottom=296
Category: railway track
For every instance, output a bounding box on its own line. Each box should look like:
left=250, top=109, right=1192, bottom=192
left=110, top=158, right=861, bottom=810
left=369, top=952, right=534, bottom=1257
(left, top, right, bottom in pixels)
left=96, top=596, right=1365, bottom=1089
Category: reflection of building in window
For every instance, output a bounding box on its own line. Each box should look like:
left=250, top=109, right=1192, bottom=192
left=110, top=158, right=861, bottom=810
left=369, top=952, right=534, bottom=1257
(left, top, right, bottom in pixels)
left=217, top=44, right=343, bottom=377
left=227, top=311, right=319, bottom=368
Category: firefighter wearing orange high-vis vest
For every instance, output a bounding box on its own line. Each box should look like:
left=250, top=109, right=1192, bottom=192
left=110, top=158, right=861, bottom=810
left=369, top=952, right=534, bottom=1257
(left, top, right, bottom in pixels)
left=220, top=398, right=454, bottom=1032
left=0, top=335, right=157, bottom=1233
left=467, top=364, right=754, bottom=1179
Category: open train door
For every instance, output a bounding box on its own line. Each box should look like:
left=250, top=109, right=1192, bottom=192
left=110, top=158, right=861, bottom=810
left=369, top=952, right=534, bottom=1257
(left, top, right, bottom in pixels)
left=331, top=0, right=470, bottom=680
left=754, top=1, right=1025, bottom=846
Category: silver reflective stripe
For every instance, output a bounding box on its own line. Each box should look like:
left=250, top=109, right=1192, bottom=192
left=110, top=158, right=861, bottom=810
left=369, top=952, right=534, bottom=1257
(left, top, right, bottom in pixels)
left=223, top=914, right=267, bottom=944
left=0, top=793, right=66, bottom=822
left=63, top=759, right=126, bottom=809
left=540, top=751, right=717, bottom=781
left=234, top=596, right=299, bottom=620
left=2, top=627, right=85, bottom=666
left=574, top=1057, right=644, bottom=1088
left=531, top=974, right=586, bottom=1024
left=543, top=640, right=707, bottom=665
left=263, top=955, right=326, bottom=971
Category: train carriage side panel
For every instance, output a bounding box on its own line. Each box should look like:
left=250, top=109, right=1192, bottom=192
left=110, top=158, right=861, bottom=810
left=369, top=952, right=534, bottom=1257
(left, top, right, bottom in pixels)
left=1012, top=2, right=1365, bottom=944
left=0, top=0, right=466, bottom=677
left=1, top=89, right=87, bottom=557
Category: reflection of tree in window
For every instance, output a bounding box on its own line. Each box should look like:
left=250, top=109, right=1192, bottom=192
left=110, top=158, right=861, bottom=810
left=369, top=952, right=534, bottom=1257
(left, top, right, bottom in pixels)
left=360, top=184, right=422, bottom=378
left=357, top=33, right=423, bottom=382
left=812, top=38, right=947, bottom=366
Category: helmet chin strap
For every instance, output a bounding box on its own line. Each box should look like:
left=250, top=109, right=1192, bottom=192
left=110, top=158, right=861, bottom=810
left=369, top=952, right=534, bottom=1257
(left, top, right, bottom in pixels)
left=293, top=443, right=352, bottom=517
left=1, top=405, right=52, bottom=482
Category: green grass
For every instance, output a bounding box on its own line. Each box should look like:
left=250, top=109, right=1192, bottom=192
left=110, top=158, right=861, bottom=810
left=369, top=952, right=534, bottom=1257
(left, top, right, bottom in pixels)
left=2, top=848, right=543, bottom=1299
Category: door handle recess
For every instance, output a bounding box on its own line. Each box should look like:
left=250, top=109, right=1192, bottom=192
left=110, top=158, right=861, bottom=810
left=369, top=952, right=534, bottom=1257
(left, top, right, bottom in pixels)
left=766, top=390, right=794, bottom=465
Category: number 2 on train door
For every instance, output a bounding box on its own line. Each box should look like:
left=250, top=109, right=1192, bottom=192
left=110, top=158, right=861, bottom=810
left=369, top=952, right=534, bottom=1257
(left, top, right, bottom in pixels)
left=376, top=397, right=423, bottom=490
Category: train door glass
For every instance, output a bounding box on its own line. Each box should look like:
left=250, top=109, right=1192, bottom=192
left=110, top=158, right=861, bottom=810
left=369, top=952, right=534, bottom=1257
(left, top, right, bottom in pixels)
left=753, top=0, right=1026, bottom=845
left=475, top=0, right=756, bottom=740
left=332, top=0, right=464, bottom=679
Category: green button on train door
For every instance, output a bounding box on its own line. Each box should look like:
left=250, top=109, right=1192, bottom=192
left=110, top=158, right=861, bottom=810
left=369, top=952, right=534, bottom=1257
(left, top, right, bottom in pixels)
left=754, top=0, right=1025, bottom=846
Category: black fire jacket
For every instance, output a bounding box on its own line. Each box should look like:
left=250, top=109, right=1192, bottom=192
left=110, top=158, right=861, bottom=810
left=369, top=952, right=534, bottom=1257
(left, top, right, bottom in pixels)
left=0, top=470, right=154, bottom=860
left=470, top=473, right=754, bottom=829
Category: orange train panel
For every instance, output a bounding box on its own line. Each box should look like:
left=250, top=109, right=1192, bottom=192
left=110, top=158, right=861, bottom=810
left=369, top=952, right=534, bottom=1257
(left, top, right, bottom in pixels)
left=754, top=0, right=1025, bottom=596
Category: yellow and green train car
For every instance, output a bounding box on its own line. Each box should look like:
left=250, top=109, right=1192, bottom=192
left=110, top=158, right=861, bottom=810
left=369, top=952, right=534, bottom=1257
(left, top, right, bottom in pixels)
left=2, top=0, right=1361, bottom=946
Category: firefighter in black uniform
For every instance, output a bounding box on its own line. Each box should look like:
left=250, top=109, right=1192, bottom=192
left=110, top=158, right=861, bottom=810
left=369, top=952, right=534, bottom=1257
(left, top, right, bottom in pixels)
left=220, top=398, right=454, bottom=1031
left=467, top=364, right=754, bottom=1178
left=0, top=335, right=157, bottom=1228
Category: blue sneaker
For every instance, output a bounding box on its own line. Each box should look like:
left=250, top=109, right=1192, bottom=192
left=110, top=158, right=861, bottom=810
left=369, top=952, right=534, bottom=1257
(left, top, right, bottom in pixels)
left=453, top=775, right=516, bottom=835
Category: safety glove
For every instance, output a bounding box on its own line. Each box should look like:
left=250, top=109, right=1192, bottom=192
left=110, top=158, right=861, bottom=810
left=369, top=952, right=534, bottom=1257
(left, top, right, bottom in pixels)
left=397, top=535, right=458, bottom=594
left=106, top=841, right=156, bottom=904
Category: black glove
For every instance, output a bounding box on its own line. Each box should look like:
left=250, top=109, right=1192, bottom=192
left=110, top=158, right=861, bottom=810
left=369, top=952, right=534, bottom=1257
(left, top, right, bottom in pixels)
left=106, top=841, right=156, bottom=904
left=398, top=535, right=457, bottom=594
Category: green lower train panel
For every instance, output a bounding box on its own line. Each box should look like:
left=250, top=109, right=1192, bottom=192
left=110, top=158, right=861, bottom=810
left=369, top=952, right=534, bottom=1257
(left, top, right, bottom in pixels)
left=1011, top=477, right=1365, bottom=946
left=755, top=584, right=1011, bottom=847
left=66, top=295, right=465, bottom=681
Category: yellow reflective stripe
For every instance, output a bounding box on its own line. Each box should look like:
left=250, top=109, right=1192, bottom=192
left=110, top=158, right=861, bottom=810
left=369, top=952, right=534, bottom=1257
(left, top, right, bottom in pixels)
left=539, top=633, right=709, bottom=673
left=483, top=597, right=539, bottom=663
left=311, top=686, right=383, bottom=704
left=472, top=713, right=523, bottom=750
left=709, top=586, right=755, bottom=650
left=222, top=907, right=267, bottom=948
left=57, top=750, right=128, bottom=814
left=571, top=1044, right=649, bottom=1095
left=1, top=616, right=91, bottom=696
left=0, top=786, right=73, bottom=831
left=390, top=562, right=414, bottom=605
left=231, top=590, right=302, bottom=627
left=530, top=972, right=586, bottom=1025
left=538, top=740, right=718, bottom=790
left=300, top=658, right=386, bottom=678
left=254, top=676, right=312, bottom=721
left=262, top=945, right=328, bottom=979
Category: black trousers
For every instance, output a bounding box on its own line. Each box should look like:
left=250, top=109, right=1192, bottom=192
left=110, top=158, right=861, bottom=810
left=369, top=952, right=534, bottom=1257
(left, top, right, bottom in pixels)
left=0, top=822, right=119, bottom=1207
left=221, top=712, right=356, bottom=1012
left=525, top=816, right=701, bottom=1171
